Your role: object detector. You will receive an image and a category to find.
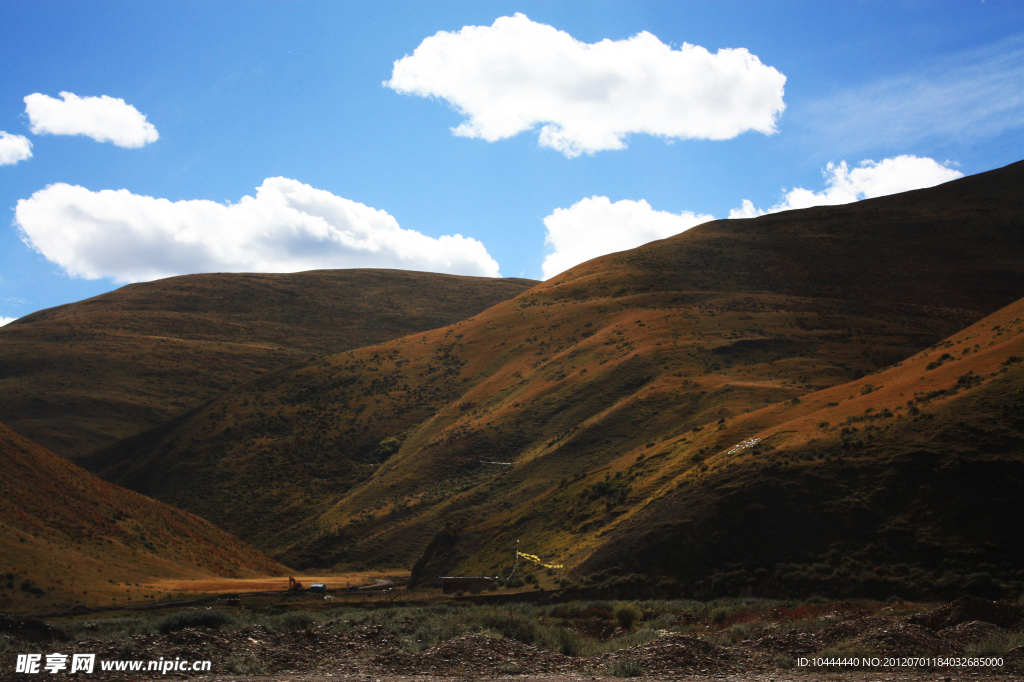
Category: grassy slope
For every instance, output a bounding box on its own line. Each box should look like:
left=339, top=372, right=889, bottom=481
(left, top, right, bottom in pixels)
left=90, top=161, right=1024, bottom=587
left=0, top=423, right=287, bottom=613
left=513, top=295, right=1024, bottom=598
left=0, top=269, right=535, bottom=458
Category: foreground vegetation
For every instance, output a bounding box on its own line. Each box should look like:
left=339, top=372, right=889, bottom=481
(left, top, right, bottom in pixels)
left=23, top=595, right=1021, bottom=656
left=5, top=594, right=1024, bottom=677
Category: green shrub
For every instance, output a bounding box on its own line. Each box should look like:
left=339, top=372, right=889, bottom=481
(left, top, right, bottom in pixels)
left=270, top=611, right=318, bottom=632
left=614, top=602, right=643, bottom=631
left=772, top=654, right=795, bottom=669
left=536, top=626, right=586, bottom=656
left=156, top=609, right=236, bottom=634
left=965, top=631, right=1024, bottom=657
left=479, top=607, right=540, bottom=645
left=411, top=611, right=466, bottom=650
left=709, top=606, right=730, bottom=624
left=610, top=658, right=645, bottom=677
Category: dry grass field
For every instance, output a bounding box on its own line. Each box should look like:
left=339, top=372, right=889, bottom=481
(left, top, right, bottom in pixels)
left=147, top=571, right=409, bottom=594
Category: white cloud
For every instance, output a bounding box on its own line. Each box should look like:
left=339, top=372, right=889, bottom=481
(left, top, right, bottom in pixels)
left=542, top=196, right=712, bottom=279
left=0, top=317, right=17, bottom=327
left=386, top=13, right=786, bottom=157
left=0, top=131, right=32, bottom=165
left=729, top=155, right=964, bottom=218
left=14, top=178, right=500, bottom=283
left=24, top=92, right=159, bottom=148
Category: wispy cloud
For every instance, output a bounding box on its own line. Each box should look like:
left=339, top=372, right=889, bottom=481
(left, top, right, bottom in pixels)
left=24, top=92, right=159, bottom=148
left=796, top=34, right=1024, bottom=153
left=387, top=13, right=786, bottom=157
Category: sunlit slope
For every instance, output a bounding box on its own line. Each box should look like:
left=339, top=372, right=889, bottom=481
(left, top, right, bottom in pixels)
left=568, top=295, right=1024, bottom=597
left=0, top=269, right=535, bottom=458
left=0, top=423, right=287, bottom=612
left=90, top=160, right=1024, bottom=574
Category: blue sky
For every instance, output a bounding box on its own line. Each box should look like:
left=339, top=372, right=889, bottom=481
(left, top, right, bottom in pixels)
left=1, top=1, right=1023, bottom=323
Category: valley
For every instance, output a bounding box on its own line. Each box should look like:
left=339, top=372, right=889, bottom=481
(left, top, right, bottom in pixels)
left=76, top=160, right=1024, bottom=599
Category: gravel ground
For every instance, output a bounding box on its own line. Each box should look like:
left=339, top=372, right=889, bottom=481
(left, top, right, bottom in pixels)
left=1, top=597, right=1020, bottom=681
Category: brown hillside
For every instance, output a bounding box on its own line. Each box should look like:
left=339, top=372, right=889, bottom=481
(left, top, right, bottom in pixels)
left=574, top=293, right=1024, bottom=598
left=0, top=422, right=287, bottom=612
left=0, top=269, right=535, bottom=458
left=89, top=160, right=1024, bottom=590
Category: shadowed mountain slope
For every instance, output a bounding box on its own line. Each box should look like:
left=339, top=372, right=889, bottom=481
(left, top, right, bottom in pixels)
left=89, top=160, right=1024, bottom=591
left=0, top=423, right=286, bottom=612
left=571, top=293, right=1024, bottom=598
left=0, top=269, right=535, bottom=458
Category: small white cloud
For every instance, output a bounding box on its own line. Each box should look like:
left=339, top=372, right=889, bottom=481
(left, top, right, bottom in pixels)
left=730, top=155, right=964, bottom=217
left=24, top=92, right=159, bottom=148
left=728, top=199, right=762, bottom=220
left=15, top=178, right=500, bottom=283
left=0, top=317, right=17, bottom=327
left=386, top=13, right=786, bottom=157
left=0, top=131, right=32, bottom=165
left=542, top=196, right=712, bottom=279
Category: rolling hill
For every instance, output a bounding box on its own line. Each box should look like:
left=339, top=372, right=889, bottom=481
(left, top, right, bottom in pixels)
left=485, top=293, right=1024, bottom=599
left=0, top=269, right=535, bottom=458
left=87, top=159, right=1024, bottom=596
left=0, top=422, right=287, bottom=613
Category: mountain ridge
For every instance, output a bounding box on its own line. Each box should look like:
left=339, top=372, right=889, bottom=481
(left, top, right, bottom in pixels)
left=0, top=269, right=536, bottom=458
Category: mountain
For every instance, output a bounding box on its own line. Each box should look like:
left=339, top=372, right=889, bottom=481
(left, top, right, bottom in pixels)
left=511, top=293, right=1024, bottom=599
left=87, top=160, right=1024, bottom=595
left=0, top=269, right=535, bottom=458
left=0, top=422, right=286, bottom=612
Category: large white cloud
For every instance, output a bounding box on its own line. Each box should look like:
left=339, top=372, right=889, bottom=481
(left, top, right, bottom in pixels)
left=23, top=92, right=159, bottom=148
left=386, top=13, right=786, bottom=157
left=729, top=155, right=964, bottom=218
left=0, top=131, right=32, bottom=165
left=15, top=178, right=500, bottom=283
left=542, top=196, right=712, bottom=279
left=0, top=317, right=17, bottom=327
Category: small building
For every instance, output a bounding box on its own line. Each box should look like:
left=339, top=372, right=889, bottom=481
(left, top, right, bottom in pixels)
left=308, top=583, right=327, bottom=593
left=439, top=576, right=495, bottom=594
